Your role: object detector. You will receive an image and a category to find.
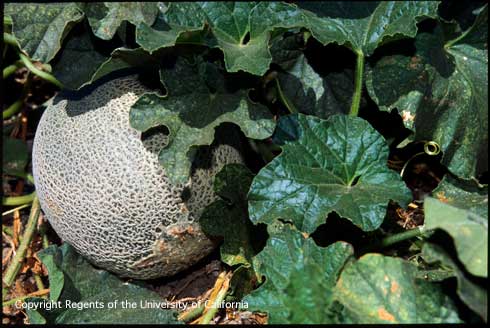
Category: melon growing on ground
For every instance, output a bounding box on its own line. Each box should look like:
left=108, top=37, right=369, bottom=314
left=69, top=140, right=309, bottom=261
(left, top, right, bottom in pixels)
left=32, top=74, right=244, bottom=279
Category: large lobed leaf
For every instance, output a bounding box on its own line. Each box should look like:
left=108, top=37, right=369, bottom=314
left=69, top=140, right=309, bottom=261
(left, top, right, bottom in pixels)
left=424, top=173, right=488, bottom=278
left=5, top=3, right=84, bottom=63
left=53, top=42, right=161, bottom=90
left=5, top=3, right=164, bottom=91
left=200, top=164, right=256, bottom=267
left=136, top=2, right=439, bottom=75
left=366, top=6, right=488, bottom=180
left=50, top=31, right=111, bottom=90
left=26, top=244, right=180, bottom=324
left=243, top=222, right=354, bottom=324
left=422, top=243, right=487, bottom=321
left=248, top=113, right=411, bottom=234
left=5, top=1, right=442, bottom=90
left=298, top=1, right=439, bottom=55
left=135, top=4, right=209, bottom=53
left=136, top=2, right=305, bottom=75
left=84, top=2, right=158, bottom=40
left=244, top=222, right=461, bottom=324
left=424, top=196, right=488, bottom=278
left=334, top=253, right=461, bottom=323
left=432, top=176, right=488, bottom=219
left=129, top=57, right=275, bottom=184
left=271, top=32, right=354, bottom=118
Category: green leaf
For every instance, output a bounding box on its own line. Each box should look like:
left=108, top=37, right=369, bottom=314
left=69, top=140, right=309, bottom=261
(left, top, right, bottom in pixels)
left=53, top=37, right=160, bottom=90
left=416, top=267, right=455, bottom=282
left=25, top=302, right=48, bottom=324
left=47, top=7, right=164, bottom=90
left=50, top=30, right=112, bottom=90
left=200, top=164, right=255, bottom=267
left=2, top=137, right=28, bottom=177
left=270, top=32, right=355, bottom=118
left=136, top=2, right=305, bottom=75
left=5, top=3, right=84, bottom=62
left=47, top=5, right=169, bottom=91
left=432, top=176, right=488, bottom=219
left=299, top=1, right=439, bottom=55
left=136, top=2, right=438, bottom=75
left=422, top=243, right=487, bottom=321
left=26, top=244, right=181, bottom=324
left=269, top=30, right=307, bottom=71
left=334, top=253, right=461, bottom=323
left=276, top=54, right=354, bottom=118
left=228, top=265, right=257, bottom=301
left=129, top=57, right=275, bottom=184
left=366, top=7, right=488, bottom=179
left=36, top=247, right=65, bottom=302
left=248, top=113, right=411, bottom=234
left=84, top=2, right=158, bottom=40
left=212, top=163, right=253, bottom=204
left=244, top=222, right=354, bottom=324
left=424, top=196, right=488, bottom=277
left=135, top=3, right=209, bottom=52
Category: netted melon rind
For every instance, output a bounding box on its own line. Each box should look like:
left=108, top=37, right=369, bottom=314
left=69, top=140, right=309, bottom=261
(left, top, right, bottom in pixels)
left=32, top=75, right=244, bottom=279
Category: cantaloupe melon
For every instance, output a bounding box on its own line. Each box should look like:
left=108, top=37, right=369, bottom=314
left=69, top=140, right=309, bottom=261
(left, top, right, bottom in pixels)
left=32, top=75, right=243, bottom=279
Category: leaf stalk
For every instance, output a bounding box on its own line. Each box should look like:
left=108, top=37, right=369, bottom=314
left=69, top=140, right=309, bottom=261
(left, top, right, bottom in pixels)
left=349, top=50, right=365, bottom=116
left=275, top=78, right=297, bottom=114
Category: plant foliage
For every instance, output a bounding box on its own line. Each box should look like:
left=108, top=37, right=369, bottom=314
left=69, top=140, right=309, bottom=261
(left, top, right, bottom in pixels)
left=3, top=0, right=488, bottom=324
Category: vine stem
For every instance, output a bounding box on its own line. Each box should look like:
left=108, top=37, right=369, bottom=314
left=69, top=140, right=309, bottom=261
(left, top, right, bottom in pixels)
left=349, top=50, right=365, bottom=116
left=3, top=64, right=18, bottom=79
left=198, top=271, right=231, bottom=324
left=2, top=191, right=36, bottom=206
left=199, top=284, right=229, bottom=324
left=3, top=225, right=14, bottom=237
left=3, top=196, right=41, bottom=287
left=3, top=72, right=32, bottom=120
left=3, top=226, right=24, bottom=243
left=16, top=173, right=35, bottom=184
left=379, top=225, right=428, bottom=248
left=34, top=274, right=47, bottom=299
left=3, top=289, right=50, bottom=307
left=19, top=53, right=63, bottom=88
left=444, top=15, right=476, bottom=50
left=4, top=16, right=13, bottom=25
left=178, top=303, right=205, bottom=322
left=3, top=61, right=23, bottom=79
left=3, top=32, right=18, bottom=46
left=2, top=176, right=36, bottom=208
left=38, top=213, right=50, bottom=249
left=2, top=99, right=23, bottom=119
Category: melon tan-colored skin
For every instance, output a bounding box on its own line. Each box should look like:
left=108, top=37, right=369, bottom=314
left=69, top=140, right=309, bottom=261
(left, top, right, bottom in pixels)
left=32, top=75, right=244, bottom=279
